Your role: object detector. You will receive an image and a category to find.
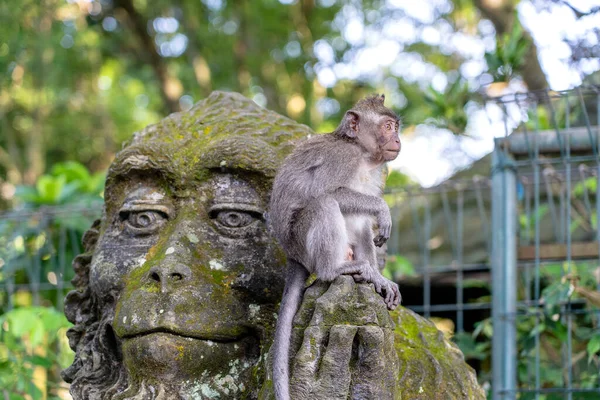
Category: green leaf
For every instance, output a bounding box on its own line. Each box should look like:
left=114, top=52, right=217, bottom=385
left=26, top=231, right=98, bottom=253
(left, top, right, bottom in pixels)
left=6, top=308, right=38, bottom=337
left=587, top=334, right=600, bottom=363
left=35, top=175, right=66, bottom=204
left=541, top=281, right=573, bottom=316
left=28, top=355, right=53, bottom=368
left=29, top=320, right=46, bottom=347
left=51, top=161, right=90, bottom=183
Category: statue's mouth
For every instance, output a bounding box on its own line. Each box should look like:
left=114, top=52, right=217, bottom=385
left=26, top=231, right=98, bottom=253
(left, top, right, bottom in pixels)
left=120, top=327, right=249, bottom=342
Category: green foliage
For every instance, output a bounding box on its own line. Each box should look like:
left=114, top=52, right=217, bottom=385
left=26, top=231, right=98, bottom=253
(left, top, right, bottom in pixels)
left=484, top=18, right=530, bottom=83
left=14, top=161, right=104, bottom=207
left=0, top=306, right=73, bottom=398
left=0, top=163, right=101, bottom=312
left=383, top=254, right=416, bottom=281
left=423, top=78, right=472, bottom=135
left=0, top=0, right=571, bottom=195
left=456, top=260, right=600, bottom=392
left=453, top=331, right=489, bottom=361
left=385, top=170, right=413, bottom=189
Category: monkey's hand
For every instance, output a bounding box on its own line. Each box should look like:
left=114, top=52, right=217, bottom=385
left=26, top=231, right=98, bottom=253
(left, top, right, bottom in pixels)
left=374, top=204, right=392, bottom=247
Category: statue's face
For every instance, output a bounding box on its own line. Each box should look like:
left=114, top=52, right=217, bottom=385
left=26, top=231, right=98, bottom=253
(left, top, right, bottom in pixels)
left=88, top=139, right=285, bottom=395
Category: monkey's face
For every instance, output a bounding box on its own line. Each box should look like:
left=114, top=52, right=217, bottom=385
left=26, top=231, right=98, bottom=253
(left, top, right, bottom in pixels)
left=379, top=116, right=401, bottom=161
left=87, top=140, right=286, bottom=394
left=357, top=113, right=401, bottom=163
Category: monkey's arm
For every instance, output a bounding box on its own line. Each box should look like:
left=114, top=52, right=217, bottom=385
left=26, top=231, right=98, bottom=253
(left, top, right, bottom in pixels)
left=331, top=187, right=391, bottom=246
left=331, top=187, right=385, bottom=214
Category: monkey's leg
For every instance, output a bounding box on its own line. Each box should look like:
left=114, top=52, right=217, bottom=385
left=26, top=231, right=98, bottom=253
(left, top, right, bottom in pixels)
left=330, top=187, right=392, bottom=247
left=299, top=196, right=372, bottom=282
left=352, top=223, right=402, bottom=310
left=351, top=223, right=378, bottom=271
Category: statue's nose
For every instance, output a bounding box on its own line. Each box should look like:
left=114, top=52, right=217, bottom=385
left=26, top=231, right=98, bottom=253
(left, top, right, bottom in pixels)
left=147, top=264, right=192, bottom=293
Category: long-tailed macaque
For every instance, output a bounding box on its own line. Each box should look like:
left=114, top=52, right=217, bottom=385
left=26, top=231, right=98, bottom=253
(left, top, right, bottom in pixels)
left=269, top=94, right=402, bottom=400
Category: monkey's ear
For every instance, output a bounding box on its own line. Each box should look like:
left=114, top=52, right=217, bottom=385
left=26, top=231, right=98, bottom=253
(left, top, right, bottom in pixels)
left=343, top=111, right=359, bottom=137
left=379, top=94, right=385, bottom=103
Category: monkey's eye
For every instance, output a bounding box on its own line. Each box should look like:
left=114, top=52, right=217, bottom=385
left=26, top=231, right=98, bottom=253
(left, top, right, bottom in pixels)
left=385, top=122, right=393, bottom=131
left=120, top=209, right=168, bottom=235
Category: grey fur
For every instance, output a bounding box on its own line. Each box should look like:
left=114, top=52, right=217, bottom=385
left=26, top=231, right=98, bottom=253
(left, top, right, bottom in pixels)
left=269, top=95, right=402, bottom=400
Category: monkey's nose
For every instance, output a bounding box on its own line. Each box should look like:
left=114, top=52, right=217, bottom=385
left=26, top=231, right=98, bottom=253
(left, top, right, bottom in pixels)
left=148, top=264, right=192, bottom=293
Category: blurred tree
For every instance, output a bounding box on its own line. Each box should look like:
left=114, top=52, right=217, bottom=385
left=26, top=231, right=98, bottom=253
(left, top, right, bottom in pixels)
left=0, top=0, right=598, bottom=204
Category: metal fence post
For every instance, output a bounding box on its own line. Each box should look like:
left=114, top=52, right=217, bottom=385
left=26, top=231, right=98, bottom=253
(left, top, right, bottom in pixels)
left=491, top=146, right=517, bottom=400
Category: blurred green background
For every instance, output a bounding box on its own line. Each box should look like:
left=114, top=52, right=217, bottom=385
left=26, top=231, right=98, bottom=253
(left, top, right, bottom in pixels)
left=1, top=0, right=599, bottom=398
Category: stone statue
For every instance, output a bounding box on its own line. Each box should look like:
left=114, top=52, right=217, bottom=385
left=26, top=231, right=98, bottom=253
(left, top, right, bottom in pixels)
left=62, top=91, right=485, bottom=399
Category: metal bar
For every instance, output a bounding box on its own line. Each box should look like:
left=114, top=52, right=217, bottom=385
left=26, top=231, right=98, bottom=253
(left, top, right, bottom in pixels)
left=511, top=154, right=600, bottom=167
left=505, top=388, right=600, bottom=394
left=408, top=303, right=492, bottom=313
left=408, top=193, right=432, bottom=318
left=565, top=112, right=573, bottom=400
left=456, top=188, right=464, bottom=333
left=578, top=165, right=593, bottom=227
left=561, top=107, right=573, bottom=400
left=57, top=224, right=67, bottom=310
left=577, top=86, right=598, bottom=158
left=491, top=148, right=518, bottom=400
left=532, top=101, right=542, bottom=399
left=496, top=126, right=599, bottom=155
left=423, top=197, right=431, bottom=318
left=543, top=170, right=562, bottom=242
left=524, top=178, right=532, bottom=245
left=474, top=178, right=491, bottom=254
left=546, top=93, right=566, bottom=159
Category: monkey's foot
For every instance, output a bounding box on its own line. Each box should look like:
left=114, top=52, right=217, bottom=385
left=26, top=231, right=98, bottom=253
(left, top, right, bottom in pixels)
left=352, top=271, right=401, bottom=310
left=373, top=276, right=401, bottom=310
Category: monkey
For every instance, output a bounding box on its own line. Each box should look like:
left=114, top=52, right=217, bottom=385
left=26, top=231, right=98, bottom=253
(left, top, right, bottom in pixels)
left=268, top=94, right=402, bottom=400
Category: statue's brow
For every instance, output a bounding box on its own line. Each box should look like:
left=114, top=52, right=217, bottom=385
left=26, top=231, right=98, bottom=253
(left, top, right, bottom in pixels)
left=108, top=152, right=181, bottom=182
left=198, top=147, right=278, bottom=177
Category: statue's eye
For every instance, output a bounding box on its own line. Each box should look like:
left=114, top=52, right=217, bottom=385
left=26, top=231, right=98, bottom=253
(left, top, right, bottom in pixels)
left=120, top=210, right=168, bottom=235
left=214, top=211, right=255, bottom=228
left=208, top=205, right=263, bottom=237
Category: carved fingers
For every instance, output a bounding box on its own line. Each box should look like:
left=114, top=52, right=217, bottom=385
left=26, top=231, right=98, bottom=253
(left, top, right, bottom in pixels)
left=290, top=325, right=397, bottom=400
left=290, top=325, right=356, bottom=399
left=287, top=277, right=400, bottom=400
left=352, top=326, right=388, bottom=399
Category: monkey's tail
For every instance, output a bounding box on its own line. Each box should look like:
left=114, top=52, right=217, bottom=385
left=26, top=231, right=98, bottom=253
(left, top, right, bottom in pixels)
left=272, top=260, right=309, bottom=400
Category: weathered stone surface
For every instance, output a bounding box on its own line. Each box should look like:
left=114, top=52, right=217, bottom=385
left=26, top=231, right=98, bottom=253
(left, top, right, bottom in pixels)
left=260, top=276, right=485, bottom=400
left=62, top=91, right=484, bottom=399
left=392, top=306, right=485, bottom=399
left=62, top=91, right=311, bottom=399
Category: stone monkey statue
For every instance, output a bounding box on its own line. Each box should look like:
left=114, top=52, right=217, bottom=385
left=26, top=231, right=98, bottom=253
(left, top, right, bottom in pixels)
left=269, top=94, right=403, bottom=400
left=61, top=91, right=484, bottom=400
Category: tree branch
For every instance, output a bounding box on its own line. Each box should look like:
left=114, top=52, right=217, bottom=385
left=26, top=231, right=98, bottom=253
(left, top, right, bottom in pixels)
left=556, top=1, right=600, bottom=18
left=114, top=0, right=181, bottom=113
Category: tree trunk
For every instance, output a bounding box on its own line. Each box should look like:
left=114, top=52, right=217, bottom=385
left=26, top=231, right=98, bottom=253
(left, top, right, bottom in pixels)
left=473, top=0, right=549, bottom=91
left=233, top=0, right=251, bottom=93
left=115, top=0, right=182, bottom=113
left=291, top=0, right=316, bottom=125
left=177, top=0, right=212, bottom=98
